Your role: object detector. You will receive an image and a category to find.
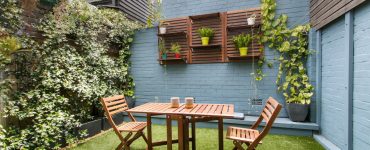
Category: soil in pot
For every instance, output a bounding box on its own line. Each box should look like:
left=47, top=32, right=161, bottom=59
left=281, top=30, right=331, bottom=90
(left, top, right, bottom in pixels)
left=286, top=103, right=309, bottom=122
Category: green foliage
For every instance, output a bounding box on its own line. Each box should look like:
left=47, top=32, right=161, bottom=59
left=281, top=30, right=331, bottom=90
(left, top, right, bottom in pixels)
left=170, top=43, right=181, bottom=54
left=197, top=27, right=214, bottom=38
left=159, top=38, right=167, bottom=54
left=0, top=0, right=22, bottom=33
left=232, top=33, right=252, bottom=48
left=2, top=1, right=141, bottom=149
left=147, top=0, right=163, bottom=27
left=260, top=0, right=313, bottom=104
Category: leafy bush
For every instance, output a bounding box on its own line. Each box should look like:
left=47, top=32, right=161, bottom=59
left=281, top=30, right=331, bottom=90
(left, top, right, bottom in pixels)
left=197, top=27, right=214, bottom=38
left=2, top=1, right=142, bottom=149
left=232, top=33, right=252, bottom=48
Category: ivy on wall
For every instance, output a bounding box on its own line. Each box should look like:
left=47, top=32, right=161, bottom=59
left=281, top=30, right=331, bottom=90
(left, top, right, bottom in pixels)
left=1, top=1, right=141, bottom=149
left=260, top=0, right=314, bottom=104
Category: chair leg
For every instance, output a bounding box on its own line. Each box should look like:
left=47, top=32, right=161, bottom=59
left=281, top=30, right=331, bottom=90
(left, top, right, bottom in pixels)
left=127, top=131, right=144, bottom=145
left=116, top=142, right=125, bottom=150
left=142, top=132, right=149, bottom=144
left=233, top=141, right=245, bottom=150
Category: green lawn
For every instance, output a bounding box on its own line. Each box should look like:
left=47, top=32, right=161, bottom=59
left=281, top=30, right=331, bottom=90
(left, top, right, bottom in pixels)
left=69, top=124, right=324, bottom=150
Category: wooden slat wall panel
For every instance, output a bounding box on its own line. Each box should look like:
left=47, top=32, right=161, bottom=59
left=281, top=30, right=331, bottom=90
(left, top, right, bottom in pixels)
left=159, top=18, right=189, bottom=62
left=190, top=13, right=223, bottom=63
left=118, top=0, right=150, bottom=24
left=310, top=0, right=366, bottom=29
left=226, top=8, right=263, bottom=62
left=227, top=8, right=262, bottom=28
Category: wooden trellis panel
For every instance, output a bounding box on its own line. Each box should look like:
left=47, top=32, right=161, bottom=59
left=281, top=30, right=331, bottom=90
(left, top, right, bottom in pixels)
left=158, top=17, right=189, bottom=64
left=157, top=7, right=262, bottom=64
left=226, top=8, right=263, bottom=62
left=189, top=13, right=224, bottom=64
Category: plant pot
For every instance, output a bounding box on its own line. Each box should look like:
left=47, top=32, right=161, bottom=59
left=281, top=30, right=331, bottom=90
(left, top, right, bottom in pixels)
left=161, top=53, right=167, bottom=60
left=175, top=53, right=181, bottom=58
left=159, top=27, right=167, bottom=34
left=125, top=96, right=135, bottom=108
left=201, top=37, right=210, bottom=46
left=239, top=47, right=248, bottom=56
left=286, top=103, right=309, bottom=122
left=247, top=18, right=256, bottom=25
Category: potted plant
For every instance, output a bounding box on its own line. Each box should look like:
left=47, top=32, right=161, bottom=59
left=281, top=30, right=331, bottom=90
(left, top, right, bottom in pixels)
left=247, top=13, right=257, bottom=25
left=232, top=33, right=252, bottom=56
left=286, top=94, right=313, bottom=122
left=159, top=21, right=169, bottom=34
left=171, top=43, right=181, bottom=58
left=197, top=27, right=214, bottom=46
left=159, top=38, right=168, bottom=60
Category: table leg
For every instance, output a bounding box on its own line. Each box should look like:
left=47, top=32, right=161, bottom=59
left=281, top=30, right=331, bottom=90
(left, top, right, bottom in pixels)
left=191, top=116, right=196, bottom=150
left=166, top=115, right=172, bottom=150
left=218, top=117, right=224, bottom=150
left=184, top=118, right=189, bottom=150
left=178, top=115, right=184, bottom=150
left=147, top=114, right=153, bottom=150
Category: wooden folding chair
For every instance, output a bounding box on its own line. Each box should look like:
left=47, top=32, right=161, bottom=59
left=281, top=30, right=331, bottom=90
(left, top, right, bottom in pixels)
left=100, top=95, right=148, bottom=150
left=226, top=97, right=282, bottom=150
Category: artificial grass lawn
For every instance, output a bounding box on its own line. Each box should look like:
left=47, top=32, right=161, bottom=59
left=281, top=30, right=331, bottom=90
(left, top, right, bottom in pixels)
left=69, top=124, right=324, bottom=150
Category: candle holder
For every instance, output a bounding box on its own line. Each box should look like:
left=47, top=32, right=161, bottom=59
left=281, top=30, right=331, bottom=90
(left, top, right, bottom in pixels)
left=171, top=97, right=180, bottom=108
left=185, top=97, right=194, bottom=109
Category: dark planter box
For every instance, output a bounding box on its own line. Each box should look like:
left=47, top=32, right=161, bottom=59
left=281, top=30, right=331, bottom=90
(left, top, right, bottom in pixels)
left=78, top=118, right=103, bottom=138
left=102, top=112, right=125, bottom=131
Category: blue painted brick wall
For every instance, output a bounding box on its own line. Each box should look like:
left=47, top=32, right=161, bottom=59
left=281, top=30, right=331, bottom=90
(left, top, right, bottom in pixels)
left=353, top=1, right=370, bottom=149
left=130, top=0, right=313, bottom=117
left=320, top=16, right=347, bottom=150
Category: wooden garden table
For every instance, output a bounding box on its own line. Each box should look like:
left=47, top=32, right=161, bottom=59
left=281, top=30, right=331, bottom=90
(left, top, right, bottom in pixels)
left=126, top=103, right=235, bottom=150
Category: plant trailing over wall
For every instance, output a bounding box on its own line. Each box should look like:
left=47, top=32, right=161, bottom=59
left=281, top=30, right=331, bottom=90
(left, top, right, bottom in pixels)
left=260, top=0, right=313, bottom=104
left=2, top=1, right=141, bottom=149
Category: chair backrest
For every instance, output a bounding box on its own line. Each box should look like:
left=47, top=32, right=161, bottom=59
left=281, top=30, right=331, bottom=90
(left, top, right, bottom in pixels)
left=250, top=97, right=282, bottom=149
left=100, top=95, right=129, bottom=127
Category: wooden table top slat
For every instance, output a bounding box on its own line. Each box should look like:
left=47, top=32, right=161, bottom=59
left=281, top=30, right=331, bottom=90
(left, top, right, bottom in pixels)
left=127, top=103, right=234, bottom=117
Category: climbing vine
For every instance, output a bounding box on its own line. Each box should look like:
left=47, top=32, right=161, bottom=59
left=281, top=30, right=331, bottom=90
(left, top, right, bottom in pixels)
left=260, top=0, right=314, bottom=104
left=2, top=1, right=141, bottom=149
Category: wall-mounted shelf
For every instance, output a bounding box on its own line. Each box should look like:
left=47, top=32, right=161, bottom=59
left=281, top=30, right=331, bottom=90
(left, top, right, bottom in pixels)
left=157, top=7, right=263, bottom=64
left=190, top=44, right=222, bottom=49
left=158, top=57, right=187, bottom=65
left=157, top=31, right=187, bottom=37
left=225, top=8, right=263, bottom=62
left=227, top=24, right=261, bottom=30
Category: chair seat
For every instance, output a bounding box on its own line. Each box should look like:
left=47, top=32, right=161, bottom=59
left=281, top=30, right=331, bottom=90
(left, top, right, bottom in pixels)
left=118, top=122, right=147, bottom=132
left=226, top=126, right=262, bottom=144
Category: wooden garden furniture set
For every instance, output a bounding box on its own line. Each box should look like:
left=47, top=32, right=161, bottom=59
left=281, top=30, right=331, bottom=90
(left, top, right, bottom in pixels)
left=100, top=95, right=282, bottom=150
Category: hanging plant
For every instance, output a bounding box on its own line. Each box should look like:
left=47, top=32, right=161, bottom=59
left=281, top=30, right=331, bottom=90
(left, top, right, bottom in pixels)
left=260, top=0, right=314, bottom=121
